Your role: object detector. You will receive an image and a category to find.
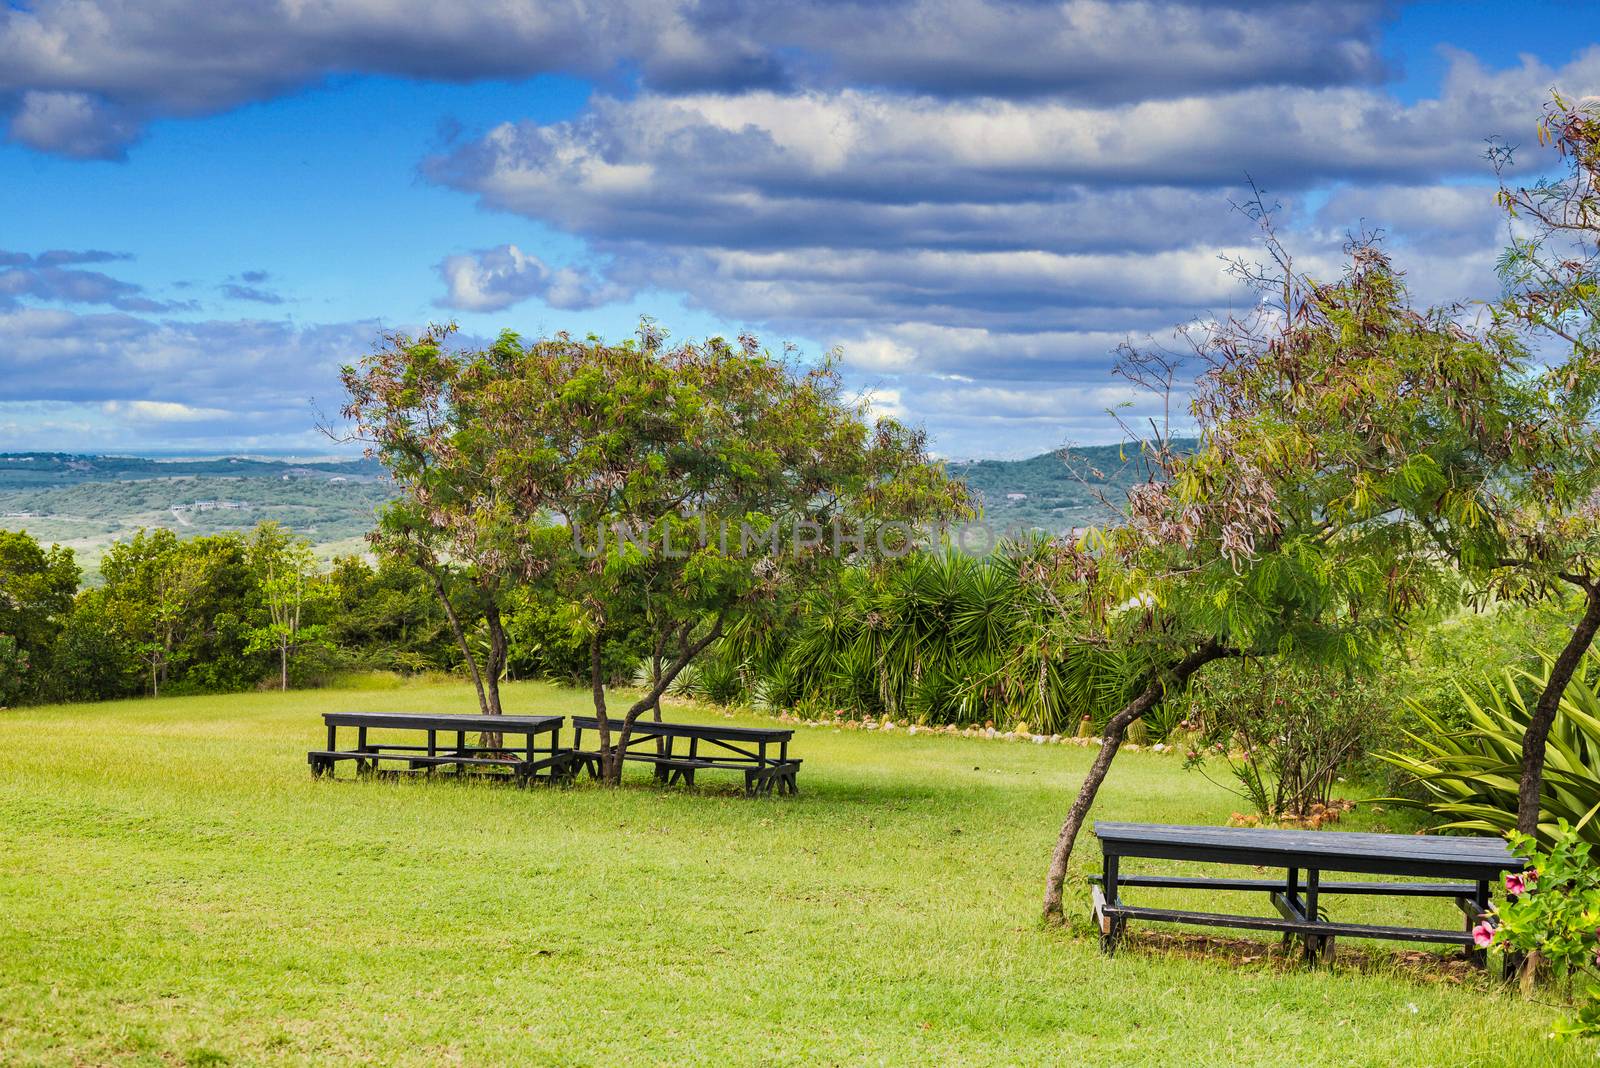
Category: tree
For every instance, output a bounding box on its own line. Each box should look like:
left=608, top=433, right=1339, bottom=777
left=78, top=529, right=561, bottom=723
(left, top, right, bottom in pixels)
left=1040, top=220, right=1527, bottom=921
left=340, top=327, right=527, bottom=724
left=323, top=553, right=459, bottom=674
left=246, top=522, right=327, bottom=691
left=342, top=322, right=969, bottom=782
left=0, top=528, right=80, bottom=705
left=99, top=529, right=262, bottom=697
left=44, top=589, right=143, bottom=703
left=1480, top=95, right=1600, bottom=836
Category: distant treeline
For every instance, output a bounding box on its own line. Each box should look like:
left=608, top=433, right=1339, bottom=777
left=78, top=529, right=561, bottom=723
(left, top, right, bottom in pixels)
left=0, top=522, right=642, bottom=707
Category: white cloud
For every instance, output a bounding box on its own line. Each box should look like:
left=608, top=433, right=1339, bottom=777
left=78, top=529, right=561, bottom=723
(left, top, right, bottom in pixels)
left=436, top=244, right=629, bottom=312
left=0, top=1, right=1393, bottom=158
left=101, top=399, right=231, bottom=422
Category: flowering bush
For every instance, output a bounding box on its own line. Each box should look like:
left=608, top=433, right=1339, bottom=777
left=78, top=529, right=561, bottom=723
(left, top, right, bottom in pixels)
left=1489, top=822, right=1600, bottom=1039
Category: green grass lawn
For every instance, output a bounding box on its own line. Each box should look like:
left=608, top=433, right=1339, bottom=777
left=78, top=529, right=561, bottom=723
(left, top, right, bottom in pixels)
left=0, top=681, right=1585, bottom=1066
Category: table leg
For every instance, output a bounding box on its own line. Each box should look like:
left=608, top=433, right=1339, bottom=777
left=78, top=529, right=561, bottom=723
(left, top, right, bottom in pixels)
left=1100, top=852, right=1124, bottom=954
left=1304, top=869, right=1333, bottom=964
left=1471, top=879, right=1491, bottom=968
left=1281, top=867, right=1299, bottom=951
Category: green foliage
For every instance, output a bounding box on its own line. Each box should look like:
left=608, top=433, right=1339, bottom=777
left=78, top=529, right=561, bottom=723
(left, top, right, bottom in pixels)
left=1180, top=660, right=1391, bottom=818
left=1492, top=824, right=1600, bottom=1039
left=97, top=528, right=267, bottom=696
left=0, top=633, right=26, bottom=707
left=1380, top=653, right=1600, bottom=847
left=0, top=528, right=79, bottom=702
left=322, top=554, right=458, bottom=675
left=245, top=523, right=331, bottom=690
left=748, top=548, right=1133, bottom=733
left=43, top=590, right=143, bottom=703
left=1380, top=600, right=1583, bottom=733
left=341, top=322, right=968, bottom=754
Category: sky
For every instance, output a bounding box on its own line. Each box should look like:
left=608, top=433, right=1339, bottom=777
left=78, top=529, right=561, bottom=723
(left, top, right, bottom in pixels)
left=2, top=0, right=1599, bottom=459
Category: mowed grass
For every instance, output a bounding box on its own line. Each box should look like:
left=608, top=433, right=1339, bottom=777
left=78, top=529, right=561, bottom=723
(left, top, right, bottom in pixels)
left=0, top=681, right=1585, bottom=1066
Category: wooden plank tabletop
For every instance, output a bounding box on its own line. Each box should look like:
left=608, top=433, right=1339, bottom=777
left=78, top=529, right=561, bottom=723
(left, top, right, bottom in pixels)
left=569, top=715, right=794, bottom=741
left=1093, top=821, right=1519, bottom=879
left=322, top=712, right=564, bottom=731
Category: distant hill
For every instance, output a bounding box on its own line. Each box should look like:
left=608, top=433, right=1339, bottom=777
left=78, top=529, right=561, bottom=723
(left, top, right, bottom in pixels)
left=948, top=439, right=1193, bottom=533
left=0, top=442, right=1189, bottom=578
left=0, top=453, right=392, bottom=578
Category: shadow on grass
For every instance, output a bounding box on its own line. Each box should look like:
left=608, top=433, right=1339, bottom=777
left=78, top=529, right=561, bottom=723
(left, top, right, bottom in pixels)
left=1072, top=924, right=1509, bottom=990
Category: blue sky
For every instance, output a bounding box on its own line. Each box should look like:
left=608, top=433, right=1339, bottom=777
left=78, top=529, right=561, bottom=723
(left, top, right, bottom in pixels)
left=2, top=0, right=1598, bottom=458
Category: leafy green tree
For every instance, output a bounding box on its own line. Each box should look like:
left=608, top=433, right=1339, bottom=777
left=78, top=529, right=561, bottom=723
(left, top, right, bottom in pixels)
left=323, top=554, right=458, bottom=674
left=1040, top=224, right=1523, bottom=921
left=245, top=522, right=328, bottom=691
left=0, top=528, right=80, bottom=704
left=342, top=322, right=968, bottom=781
left=340, top=327, right=532, bottom=721
left=44, top=589, right=143, bottom=703
left=99, top=529, right=263, bottom=696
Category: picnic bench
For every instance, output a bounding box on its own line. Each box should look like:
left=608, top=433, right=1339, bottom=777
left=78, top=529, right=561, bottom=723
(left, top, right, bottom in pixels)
left=568, top=716, right=800, bottom=796
left=308, top=712, right=577, bottom=785
left=1089, top=821, right=1523, bottom=965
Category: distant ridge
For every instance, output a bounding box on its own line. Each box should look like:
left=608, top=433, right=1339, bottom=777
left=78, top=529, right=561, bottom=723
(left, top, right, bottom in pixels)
left=0, top=443, right=1193, bottom=574
left=948, top=439, right=1195, bottom=532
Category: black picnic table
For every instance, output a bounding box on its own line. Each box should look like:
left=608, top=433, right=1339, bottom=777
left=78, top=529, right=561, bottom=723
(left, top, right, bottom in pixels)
left=308, top=712, right=577, bottom=784
left=1090, top=821, right=1523, bottom=964
left=568, top=715, right=800, bottom=796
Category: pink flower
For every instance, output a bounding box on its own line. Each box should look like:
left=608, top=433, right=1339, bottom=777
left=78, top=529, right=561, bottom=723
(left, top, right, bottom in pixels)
left=1472, top=922, right=1496, bottom=948
left=1505, top=872, right=1527, bottom=896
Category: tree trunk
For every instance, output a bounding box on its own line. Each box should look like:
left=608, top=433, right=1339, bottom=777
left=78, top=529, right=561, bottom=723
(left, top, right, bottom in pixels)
left=479, top=601, right=508, bottom=749
left=1517, top=585, right=1600, bottom=835
left=1042, top=642, right=1233, bottom=923
left=280, top=637, right=289, bottom=692
left=650, top=637, right=665, bottom=755
left=595, top=614, right=727, bottom=785
left=590, top=631, right=619, bottom=783
left=425, top=567, right=489, bottom=717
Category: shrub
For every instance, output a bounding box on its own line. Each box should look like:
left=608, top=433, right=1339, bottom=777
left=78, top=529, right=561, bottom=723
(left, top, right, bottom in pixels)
left=695, top=652, right=747, bottom=707
left=1180, top=660, right=1389, bottom=819
left=1488, top=823, right=1600, bottom=1039
left=1378, top=654, right=1600, bottom=848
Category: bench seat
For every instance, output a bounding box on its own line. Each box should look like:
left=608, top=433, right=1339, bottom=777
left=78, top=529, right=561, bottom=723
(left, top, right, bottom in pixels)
left=1091, top=821, right=1519, bottom=966
left=307, top=749, right=576, bottom=780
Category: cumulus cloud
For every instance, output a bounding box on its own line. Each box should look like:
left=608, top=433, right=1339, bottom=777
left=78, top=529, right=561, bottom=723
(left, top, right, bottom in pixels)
left=1, top=4, right=1579, bottom=456
left=436, top=244, right=630, bottom=312
left=405, top=45, right=1600, bottom=455
left=0, top=0, right=1394, bottom=159
left=431, top=51, right=1600, bottom=239
left=7, top=89, right=139, bottom=159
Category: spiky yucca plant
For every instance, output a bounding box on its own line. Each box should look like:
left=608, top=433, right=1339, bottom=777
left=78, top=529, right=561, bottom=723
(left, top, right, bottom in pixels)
left=757, top=548, right=1135, bottom=733
left=1379, top=654, right=1600, bottom=847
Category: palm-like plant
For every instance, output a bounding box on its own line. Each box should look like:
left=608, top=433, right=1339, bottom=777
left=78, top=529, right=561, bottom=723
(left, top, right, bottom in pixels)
left=753, top=547, right=1136, bottom=734
left=1379, top=654, right=1600, bottom=847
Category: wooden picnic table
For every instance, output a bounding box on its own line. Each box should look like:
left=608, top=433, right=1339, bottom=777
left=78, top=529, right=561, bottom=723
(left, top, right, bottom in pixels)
left=1090, top=821, right=1523, bottom=964
left=568, top=715, right=800, bottom=796
left=308, top=712, right=577, bottom=785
